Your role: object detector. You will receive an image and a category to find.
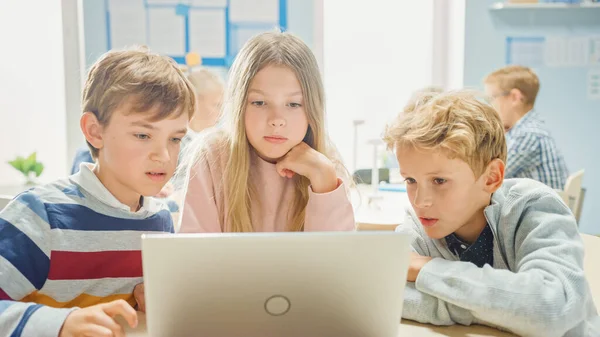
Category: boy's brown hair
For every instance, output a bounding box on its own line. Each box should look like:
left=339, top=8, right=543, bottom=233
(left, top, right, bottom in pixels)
left=82, top=46, right=196, bottom=159
left=383, top=90, right=507, bottom=177
left=484, top=65, right=540, bottom=105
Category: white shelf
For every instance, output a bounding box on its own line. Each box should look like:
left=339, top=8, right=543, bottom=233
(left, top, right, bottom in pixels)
left=491, top=2, right=600, bottom=10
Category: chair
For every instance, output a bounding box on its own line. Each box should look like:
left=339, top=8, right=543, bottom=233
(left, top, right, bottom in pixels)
left=575, top=188, right=586, bottom=224
left=352, top=168, right=390, bottom=185
left=581, top=234, right=600, bottom=307
left=557, top=170, right=585, bottom=223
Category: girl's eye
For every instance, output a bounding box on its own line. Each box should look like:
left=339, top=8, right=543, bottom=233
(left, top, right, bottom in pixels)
left=404, top=178, right=416, bottom=185
left=171, top=138, right=182, bottom=143
left=288, top=102, right=302, bottom=108
left=251, top=101, right=266, bottom=106
left=433, top=178, right=447, bottom=185
left=135, top=134, right=149, bottom=140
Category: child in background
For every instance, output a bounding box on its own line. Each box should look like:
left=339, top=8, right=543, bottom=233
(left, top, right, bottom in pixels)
left=0, top=47, right=195, bottom=336
left=179, top=31, right=356, bottom=233
left=384, top=91, right=599, bottom=336
left=484, top=65, right=569, bottom=189
left=186, top=67, right=224, bottom=135
left=157, top=68, right=224, bottom=201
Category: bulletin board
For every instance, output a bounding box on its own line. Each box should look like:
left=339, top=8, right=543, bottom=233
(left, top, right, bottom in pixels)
left=105, top=0, right=288, bottom=67
left=506, top=35, right=600, bottom=100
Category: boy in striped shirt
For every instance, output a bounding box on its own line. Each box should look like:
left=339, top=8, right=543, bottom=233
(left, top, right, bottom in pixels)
left=0, top=47, right=196, bottom=337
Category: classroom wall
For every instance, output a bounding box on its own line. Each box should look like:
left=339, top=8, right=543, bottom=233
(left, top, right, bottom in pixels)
left=0, top=0, right=68, bottom=186
left=464, top=0, right=600, bottom=234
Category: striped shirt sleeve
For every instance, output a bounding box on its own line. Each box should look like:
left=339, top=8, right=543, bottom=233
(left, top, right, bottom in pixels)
left=537, top=136, right=569, bottom=190
left=505, top=133, right=541, bottom=179
left=0, top=192, right=51, bottom=301
left=0, top=300, right=74, bottom=337
left=0, top=193, right=75, bottom=337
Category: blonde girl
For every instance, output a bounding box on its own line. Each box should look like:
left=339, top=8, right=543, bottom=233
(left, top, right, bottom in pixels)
left=179, top=31, right=355, bottom=233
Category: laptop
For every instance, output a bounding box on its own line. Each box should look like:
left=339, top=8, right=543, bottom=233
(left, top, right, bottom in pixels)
left=141, top=231, right=411, bottom=337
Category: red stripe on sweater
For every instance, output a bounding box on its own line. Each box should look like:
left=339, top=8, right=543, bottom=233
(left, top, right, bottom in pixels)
left=0, top=288, right=11, bottom=300
left=47, top=250, right=143, bottom=280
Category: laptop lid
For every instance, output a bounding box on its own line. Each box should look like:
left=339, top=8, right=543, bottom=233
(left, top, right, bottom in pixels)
left=142, top=231, right=411, bottom=337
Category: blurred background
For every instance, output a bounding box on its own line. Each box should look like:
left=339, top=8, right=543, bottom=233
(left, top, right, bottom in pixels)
left=1, top=0, right=599, bottom=233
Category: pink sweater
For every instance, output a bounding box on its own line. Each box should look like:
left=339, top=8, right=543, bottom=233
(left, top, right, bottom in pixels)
left=179, top=134, right=355, bottom=233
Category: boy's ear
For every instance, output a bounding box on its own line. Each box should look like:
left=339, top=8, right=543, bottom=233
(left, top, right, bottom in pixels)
left=81, top=112, right=104, bottom=151
left=483, top=158, right=505, bottom=193
left=509, top=88, right=525, bottom=104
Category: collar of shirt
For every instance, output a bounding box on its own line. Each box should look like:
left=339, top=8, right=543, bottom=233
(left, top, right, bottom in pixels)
left=506, top=109, right=538, bottom=138
left=70, top=162, right=160, bottom=214
left=444, top=224, right=494, bottom=268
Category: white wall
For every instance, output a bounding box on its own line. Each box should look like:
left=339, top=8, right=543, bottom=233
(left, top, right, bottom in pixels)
left=323, top=0, right=434, bottom=173
left=0, top=0, right=68, bottom=186
left=63, top=0, right=85, bottom=173
left=446, top=0, right=466, bottom=90
left=432, top=0, right=465, bottom=90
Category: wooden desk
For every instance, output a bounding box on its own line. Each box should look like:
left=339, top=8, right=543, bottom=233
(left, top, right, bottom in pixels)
left=122, top=313, right=515, bottom=336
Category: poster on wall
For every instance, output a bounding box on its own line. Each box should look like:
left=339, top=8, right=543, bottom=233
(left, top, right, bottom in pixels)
left=506, top=37, right=545, bottom=67
left=106, top=0, right=285, bottom=66
left=108, top=0, right=146, bottom=49
left=588, top=69, right=600, bottom=100
left=507, top=36, right=600, bottom=68
left=590, top=37, right=600, bottom=65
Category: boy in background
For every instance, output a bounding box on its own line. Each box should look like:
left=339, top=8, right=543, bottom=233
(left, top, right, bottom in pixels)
left=484, top=65, right=569, bottom=189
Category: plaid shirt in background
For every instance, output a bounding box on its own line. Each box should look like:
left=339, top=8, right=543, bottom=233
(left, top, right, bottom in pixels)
left=505, top=110, right=569, bottom=190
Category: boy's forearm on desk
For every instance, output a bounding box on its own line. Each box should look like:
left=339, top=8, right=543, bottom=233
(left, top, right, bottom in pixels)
left=402, top=283, right=478, bottom=326
left=415, top=257, right=586, bottom=337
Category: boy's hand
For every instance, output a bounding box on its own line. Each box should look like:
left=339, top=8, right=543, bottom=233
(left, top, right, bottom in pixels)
left=133, top=283, right=146, bottom=313
left=59, top=299, right=137, bottom=337
left=408, top=252, right=433, bottom=282
left=275, top=142, right=338, bottom=193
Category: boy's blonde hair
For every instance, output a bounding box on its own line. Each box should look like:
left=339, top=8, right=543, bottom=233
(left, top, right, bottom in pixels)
left=183, top=31, right=344, bottom=233
left=82, top=46, right=196, bottom=159
left=383, top=91, right=507, bottom=177
left=186, top=67, right=224, bottom=96
left=484, top=65, right=540, bottom=105
left=403, top=86, right=444, bottom=113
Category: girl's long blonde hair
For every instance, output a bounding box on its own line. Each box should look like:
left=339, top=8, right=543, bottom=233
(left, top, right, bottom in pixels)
left=183, top=31, right=344, bottom=232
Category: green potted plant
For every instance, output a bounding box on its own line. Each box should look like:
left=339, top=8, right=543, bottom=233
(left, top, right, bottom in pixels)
left=8, top=152, right=44, bottom=185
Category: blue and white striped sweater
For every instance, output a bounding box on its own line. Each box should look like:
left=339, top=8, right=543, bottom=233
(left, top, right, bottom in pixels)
left=0, top=163, right=173, bottom=337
